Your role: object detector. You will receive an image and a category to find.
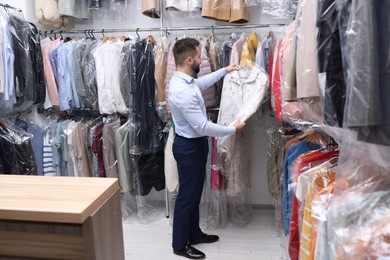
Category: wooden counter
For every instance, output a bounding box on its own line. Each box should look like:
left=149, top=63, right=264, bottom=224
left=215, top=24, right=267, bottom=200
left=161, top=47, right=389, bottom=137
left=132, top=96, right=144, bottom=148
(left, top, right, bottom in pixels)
left=0, top=175, right=125, bottom=260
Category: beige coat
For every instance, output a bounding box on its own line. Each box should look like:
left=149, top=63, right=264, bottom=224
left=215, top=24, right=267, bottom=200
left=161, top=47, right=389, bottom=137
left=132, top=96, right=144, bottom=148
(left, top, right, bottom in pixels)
left=201, top=0, right=250, bottom=24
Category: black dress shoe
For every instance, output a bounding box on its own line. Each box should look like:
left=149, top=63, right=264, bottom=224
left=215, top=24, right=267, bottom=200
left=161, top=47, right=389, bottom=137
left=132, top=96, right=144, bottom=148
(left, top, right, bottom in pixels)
left=189, top=234, right=219, bottom=245
left=173, top=244, right=206, bottom=259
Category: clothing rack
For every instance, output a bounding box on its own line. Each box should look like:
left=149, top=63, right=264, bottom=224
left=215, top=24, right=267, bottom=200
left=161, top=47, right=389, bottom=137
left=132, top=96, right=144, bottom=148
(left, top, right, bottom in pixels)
left=39, top=23, right=287, bottom=38
left=0, top=3, right=22, bottom=12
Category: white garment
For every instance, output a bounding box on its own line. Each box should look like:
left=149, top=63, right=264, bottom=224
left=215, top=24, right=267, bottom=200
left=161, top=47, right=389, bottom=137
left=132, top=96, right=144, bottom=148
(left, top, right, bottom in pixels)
left=58, top=0, right=89, bottom=20
left=94, top=41, right=128, bottom=115
left=295, top=161, right=333, bottom=203
left=35, top=0, right=68, bottom=28
left=164, top=126, right=179, bottom=192
left=296, top=0, right=320, bottom=98
left=0, top=13, right=15, bottom=102
left=165, top=0, right=201, bottom=12
left=229, top=33, right=246, bottom=65
left=217, top=67, right=269, bottom=196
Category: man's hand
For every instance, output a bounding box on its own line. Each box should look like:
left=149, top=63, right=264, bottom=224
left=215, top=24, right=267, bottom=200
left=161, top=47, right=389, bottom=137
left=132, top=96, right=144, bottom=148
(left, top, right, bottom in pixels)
left=225, top=64, right=240, bottom=73
left=234, top=120, right=246, bottom=134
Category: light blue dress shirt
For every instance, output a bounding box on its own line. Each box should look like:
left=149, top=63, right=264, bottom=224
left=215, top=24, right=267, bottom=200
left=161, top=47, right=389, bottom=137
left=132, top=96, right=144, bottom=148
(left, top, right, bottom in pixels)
left=0, top=13, right=15, bottom=104
left=169, top=68, right=235, bottom=138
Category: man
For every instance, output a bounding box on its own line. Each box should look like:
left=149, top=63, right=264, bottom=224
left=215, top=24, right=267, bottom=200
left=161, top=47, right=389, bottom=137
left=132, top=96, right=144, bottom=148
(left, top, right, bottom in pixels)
left=169, top=38, right=246, bottom=259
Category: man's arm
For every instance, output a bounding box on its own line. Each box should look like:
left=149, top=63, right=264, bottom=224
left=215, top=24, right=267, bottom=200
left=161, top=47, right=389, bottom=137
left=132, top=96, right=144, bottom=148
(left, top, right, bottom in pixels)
left=195, top=64, right=240, bottom=91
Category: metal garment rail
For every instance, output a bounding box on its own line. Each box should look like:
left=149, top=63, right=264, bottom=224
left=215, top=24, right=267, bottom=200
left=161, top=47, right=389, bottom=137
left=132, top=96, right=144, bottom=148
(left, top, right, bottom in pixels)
left=40, top=23, right=286, bottom=36
left=0, top=3, right=22, bottom=12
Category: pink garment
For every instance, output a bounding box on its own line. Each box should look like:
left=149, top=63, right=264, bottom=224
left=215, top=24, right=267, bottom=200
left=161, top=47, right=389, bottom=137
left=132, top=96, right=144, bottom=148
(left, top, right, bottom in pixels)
left=165, top=38, right=177, bottom=113
left=42, top=38, right=61, bottom=106
left=211, top=137, right=220, bottom=190
left=272, top=40, right=283, bottom=121
left=198, top=39, right=217, bottom=108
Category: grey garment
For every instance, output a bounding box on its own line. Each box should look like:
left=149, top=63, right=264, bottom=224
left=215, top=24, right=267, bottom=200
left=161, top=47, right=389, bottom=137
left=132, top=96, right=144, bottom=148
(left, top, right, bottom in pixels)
left=82, top=41, right=99, bottom=110
left=339, top=0, right=390, bottom=145
left=218, top=34, right=239, bottom=68
left=102, top=119, right=121, bottom=178
left=266, top=126, right=283, bottom=199
left=119, top=41, right=132, bottom=108
left=88, top=123, right=99, bottom=177
left=72, top=40, right=88, bottom=108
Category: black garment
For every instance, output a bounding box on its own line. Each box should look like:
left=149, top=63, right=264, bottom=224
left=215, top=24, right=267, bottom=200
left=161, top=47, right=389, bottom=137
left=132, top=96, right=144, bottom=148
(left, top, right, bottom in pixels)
left=317, top=0, right=346, bottom=127
left=130, top=151, right=165, bottom=196
left=339, top=0, right=390, bottom=145
left=82, top=41, right=99, bottom=110
left=0, top=127, right=37, bottom=175
left=8, top=15, right=35, bottom=110
left=29, top=23, right=45, bottom=106
left=130, top=39, right=164, bottom=154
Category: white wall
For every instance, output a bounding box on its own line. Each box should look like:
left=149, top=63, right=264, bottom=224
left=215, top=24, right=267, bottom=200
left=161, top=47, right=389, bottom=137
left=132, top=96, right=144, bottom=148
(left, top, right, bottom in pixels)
left=3, top=0, right=289, bottom=206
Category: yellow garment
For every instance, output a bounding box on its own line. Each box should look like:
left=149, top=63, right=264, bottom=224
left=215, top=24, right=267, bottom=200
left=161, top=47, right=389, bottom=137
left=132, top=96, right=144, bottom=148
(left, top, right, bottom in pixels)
left=299, top=168, right=335, bottom=260
left=239, top=33, right=258, bottom=67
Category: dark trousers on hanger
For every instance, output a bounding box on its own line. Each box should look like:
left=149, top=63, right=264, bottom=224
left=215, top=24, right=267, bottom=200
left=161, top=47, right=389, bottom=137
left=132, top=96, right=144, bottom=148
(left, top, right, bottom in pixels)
left=172, top=135, right=209, bottom=251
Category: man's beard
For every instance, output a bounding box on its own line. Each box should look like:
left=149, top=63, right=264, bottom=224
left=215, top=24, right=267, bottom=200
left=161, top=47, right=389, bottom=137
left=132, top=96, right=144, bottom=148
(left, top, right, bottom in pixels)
left=192, top=63, right=200, bottom=74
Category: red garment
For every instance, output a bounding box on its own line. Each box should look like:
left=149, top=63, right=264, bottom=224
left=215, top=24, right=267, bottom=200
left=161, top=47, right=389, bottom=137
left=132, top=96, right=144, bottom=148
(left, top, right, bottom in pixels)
left=211, top=137, right=221, bottom=190
left=273, top=40, right=283, bottom=121
left=268, top=44, right=275, bottom=112
left=92, top=122, right=106, bottom=178
left=288, top=149, right=339, bottom=260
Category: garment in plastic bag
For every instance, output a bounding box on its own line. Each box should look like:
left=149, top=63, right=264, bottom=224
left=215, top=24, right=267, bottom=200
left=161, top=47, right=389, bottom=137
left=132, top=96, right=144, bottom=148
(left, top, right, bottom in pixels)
left=94, top=40, right=128, bottom=115
left=130, top=39, right=164, bottom=155
left=164, top=125, right=179, bottom=193
left=198, top=38, right=217, bottom=108
left=266, top=126, right=284, bottom=199
left=0, top=123, right=37, bottom=175
left=262, top=0, right=298, bottom=18
left=115, top=120, right=133, bottom=192
left=35, top=0, right=68, bottom=28
left=317, top=0, right=345, bottom=127
left=58, top=0, right=89, bottom=20
left=201, top=0, right=250, bottom=24
left=140, top=0, right=160, bottom=18
left=89, top=0, right=103, bottom=10
left=165, top=0, right=201, bottom=12
left=339, top=0, right=390, bottom=145
left=294, top=0, right=323, bottom=123
left=324, top=132, right=390, bottom=260
left=7, top=15, right=36, bottom=113
left=110, top=0, right=128, bottom=20
left=82, top=40, right=100, bottom=110
left=199, top=137, right=228, bottom=229
left=217, top=67, right=268, bottom=196
left=102, top=119, right=120, bottom=178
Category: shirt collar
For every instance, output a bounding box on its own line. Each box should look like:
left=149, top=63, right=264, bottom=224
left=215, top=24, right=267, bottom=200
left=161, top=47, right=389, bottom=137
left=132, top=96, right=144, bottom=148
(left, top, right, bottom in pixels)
left=230, top=66, right=261, bottom=83
left=174, top=70, right=194, bottom=83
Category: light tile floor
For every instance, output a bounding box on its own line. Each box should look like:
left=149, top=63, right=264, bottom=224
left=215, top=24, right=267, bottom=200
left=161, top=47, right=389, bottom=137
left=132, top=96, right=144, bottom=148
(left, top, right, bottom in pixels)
left=123, top=209, right=287, bottom=260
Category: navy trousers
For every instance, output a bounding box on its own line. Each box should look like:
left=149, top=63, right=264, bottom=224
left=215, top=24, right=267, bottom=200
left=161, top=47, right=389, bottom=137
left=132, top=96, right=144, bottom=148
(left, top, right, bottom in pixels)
left=172, top=135, right=209, bottom=251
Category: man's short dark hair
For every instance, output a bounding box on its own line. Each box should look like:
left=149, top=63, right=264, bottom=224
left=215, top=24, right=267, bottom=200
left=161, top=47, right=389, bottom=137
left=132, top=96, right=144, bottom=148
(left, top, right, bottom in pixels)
left=173, top=38, right=200, bottom=67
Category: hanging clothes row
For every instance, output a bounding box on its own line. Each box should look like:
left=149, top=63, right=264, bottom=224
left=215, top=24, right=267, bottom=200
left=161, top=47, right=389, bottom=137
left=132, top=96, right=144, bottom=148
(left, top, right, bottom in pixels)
left=0, top=9, right=44, bottom=116
left=269, top=0, right=390, bottom=146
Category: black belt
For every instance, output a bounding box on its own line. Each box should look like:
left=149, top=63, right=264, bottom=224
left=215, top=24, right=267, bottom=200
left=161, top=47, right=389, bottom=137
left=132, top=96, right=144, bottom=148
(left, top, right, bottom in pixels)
left=176, top=134, right=208, bottom=142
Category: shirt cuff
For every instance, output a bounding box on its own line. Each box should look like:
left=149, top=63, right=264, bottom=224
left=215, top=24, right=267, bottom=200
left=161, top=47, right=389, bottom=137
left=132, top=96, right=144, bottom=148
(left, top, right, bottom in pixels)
left=227, top=125, right=236, bottom=135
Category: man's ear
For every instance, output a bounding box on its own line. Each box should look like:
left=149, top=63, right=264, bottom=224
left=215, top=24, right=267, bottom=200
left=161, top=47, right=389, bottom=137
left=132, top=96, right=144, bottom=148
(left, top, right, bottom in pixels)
left=187, top=56, right=193, bottom=65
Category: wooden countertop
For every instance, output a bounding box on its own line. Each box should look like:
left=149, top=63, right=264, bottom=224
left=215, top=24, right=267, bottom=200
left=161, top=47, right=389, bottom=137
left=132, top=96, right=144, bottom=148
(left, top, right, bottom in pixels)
left=0, top=175, right=119, bottom=223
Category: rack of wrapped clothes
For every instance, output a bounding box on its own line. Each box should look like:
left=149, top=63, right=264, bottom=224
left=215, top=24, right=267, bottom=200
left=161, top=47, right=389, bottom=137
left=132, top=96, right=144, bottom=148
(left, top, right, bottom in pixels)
left=33, top=24, right=283, bottom=226
left=0, top=7, right=45, bottom=116
left=265, top=0, right=390, bottom=259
